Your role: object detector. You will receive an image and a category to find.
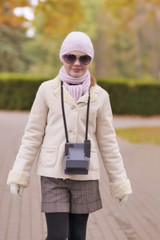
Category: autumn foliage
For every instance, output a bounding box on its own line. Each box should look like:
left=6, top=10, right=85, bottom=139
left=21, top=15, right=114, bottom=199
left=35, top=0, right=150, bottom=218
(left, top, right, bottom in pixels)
left=0, top=0, right=83, bottom=37
left=34, top=0, right=83, bottom=38
left=1, top=0, right=160, bottom=79
left=0, top=0, right=31, bottom=28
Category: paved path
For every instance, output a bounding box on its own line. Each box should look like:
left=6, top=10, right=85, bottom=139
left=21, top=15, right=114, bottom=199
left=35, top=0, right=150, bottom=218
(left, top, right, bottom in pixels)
left=0, top=111, right=160, bottom=240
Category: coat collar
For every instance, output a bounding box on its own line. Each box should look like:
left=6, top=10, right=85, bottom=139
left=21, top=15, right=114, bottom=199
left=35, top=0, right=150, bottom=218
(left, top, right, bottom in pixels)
left=53, top=76, right=99, bottom=106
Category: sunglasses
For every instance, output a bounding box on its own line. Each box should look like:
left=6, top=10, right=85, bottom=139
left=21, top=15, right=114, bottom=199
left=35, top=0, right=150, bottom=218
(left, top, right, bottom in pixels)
left=63, top=54, right=92, bottom=65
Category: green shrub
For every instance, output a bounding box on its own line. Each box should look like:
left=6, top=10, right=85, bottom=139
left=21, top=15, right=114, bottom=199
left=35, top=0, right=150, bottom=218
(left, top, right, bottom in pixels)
left=0, top=75, right=47, bottom=110
left=97, top=79, right=160, bottom=116
left=0, top=73, right=160, bottom=115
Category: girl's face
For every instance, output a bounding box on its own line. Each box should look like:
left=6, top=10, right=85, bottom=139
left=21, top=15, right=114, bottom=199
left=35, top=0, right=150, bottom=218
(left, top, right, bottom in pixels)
left=63, top=51, right=90, bottom=78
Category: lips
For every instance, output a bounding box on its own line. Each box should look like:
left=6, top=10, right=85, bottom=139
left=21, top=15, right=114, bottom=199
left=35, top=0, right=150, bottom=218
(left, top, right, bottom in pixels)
left=72, top=69, right=81, bottom=72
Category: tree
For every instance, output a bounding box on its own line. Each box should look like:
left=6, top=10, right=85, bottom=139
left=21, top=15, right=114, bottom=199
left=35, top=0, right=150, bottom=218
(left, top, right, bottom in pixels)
left=25, top=35, right=62, bottom=76
left=98, top=0, right=160, bottom=79
left=0, top=25, right=32, bottom=72
left=0, top=1, right=33, bottom=72
left=75, top=0, right=101, bottom=40
left=0, top=0, right=31, bottom=28
left=33, top=0, right=83, bottom=38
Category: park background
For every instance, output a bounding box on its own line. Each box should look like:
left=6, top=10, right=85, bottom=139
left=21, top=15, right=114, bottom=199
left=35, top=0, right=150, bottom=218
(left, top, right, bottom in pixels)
left=1, top=0, right=160, bottom=118
left=1, top=0, right=160, bottom=80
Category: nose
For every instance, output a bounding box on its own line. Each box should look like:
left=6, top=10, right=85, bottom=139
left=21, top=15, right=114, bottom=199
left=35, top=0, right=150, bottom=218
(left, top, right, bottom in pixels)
left=74, top=57, right=81, bottom=65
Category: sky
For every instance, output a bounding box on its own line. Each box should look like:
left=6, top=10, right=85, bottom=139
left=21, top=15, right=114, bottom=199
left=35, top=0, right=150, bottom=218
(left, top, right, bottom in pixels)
left=13, top=0, right=39, bottom=20
left=13, top=0, right=38, bottom=37
left=14, top=7, right=34, bottom=20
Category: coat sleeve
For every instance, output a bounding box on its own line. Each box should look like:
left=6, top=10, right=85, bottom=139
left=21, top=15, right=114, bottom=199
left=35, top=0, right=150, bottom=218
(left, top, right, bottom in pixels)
left=96, top=91, right=132, bottom=199
left=7, top=83, right=49, bottom=187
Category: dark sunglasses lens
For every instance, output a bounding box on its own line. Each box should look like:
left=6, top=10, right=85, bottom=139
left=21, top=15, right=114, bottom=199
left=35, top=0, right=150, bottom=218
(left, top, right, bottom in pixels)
left=80, top=55, right=91, bottom=65
left=64, top=54, right=76, bottom=64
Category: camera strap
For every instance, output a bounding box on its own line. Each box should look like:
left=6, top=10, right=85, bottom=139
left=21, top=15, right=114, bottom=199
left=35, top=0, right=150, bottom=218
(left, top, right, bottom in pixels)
left=61, top=81, right=90, bottom=143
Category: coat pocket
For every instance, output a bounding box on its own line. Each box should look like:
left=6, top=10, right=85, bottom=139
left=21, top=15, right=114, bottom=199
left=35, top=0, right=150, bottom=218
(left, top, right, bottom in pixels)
left=38, top=145, right=58, bottom=167
left=89, top=148, right=100, bottom=171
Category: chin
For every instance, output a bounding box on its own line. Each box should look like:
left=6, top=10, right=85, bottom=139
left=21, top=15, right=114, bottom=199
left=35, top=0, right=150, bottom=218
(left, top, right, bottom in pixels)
left=70, top=71, right=83, bottom=78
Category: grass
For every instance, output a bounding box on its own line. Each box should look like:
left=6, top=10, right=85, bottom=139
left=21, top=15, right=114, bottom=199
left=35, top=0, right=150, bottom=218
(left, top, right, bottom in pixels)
left=116, top=126, right=160, bottom=146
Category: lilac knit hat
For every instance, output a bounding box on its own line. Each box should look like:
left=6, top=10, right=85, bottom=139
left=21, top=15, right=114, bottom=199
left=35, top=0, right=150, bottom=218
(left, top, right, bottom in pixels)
left=59, top=31, right=94, bottom=62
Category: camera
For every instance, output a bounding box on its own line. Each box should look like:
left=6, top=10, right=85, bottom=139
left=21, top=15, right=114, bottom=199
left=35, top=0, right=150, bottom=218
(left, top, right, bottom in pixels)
left=65, top=140, right=91, bottom=175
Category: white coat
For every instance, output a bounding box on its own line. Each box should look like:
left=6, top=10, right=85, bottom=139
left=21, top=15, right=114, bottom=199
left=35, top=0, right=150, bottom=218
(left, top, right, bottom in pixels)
left=7, top=76, right=132, bottom=198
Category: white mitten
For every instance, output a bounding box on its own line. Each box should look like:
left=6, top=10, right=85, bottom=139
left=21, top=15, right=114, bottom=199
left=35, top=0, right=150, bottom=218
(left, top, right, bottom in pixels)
left=109, top=178, right=132, bottom=204
left=115, top=194, right=129, bottom=206
left=10, top=183, right=24, bottom=199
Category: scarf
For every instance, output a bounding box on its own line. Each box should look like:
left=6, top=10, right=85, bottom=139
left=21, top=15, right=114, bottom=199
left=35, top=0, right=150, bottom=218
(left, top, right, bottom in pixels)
left=59, top=66, right=90, bottom=102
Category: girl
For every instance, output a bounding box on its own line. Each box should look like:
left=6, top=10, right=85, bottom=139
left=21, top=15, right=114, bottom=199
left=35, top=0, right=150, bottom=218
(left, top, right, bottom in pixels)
left=7, top=31, right=132, bottom=240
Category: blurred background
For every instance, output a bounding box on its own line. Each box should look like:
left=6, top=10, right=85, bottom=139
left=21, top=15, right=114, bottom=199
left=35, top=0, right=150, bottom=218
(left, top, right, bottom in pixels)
left=1, top=0, right=160, bottom=80
left=1, top=2, right=160, bottom=239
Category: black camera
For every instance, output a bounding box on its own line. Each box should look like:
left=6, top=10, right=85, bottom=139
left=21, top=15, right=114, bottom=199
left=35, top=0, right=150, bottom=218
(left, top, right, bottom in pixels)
left=65, top=140, right=91, bottom=175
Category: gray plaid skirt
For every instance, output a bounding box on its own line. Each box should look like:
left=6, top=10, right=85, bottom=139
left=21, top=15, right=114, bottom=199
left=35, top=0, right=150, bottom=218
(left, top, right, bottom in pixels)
left=41, top=176, right=102, bottom=214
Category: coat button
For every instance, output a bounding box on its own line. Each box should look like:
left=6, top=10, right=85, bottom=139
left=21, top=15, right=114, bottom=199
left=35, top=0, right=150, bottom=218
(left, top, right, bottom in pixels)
left=69, top=130, right=76, bottom=135
left=71, top=106, right=78, bottom=112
